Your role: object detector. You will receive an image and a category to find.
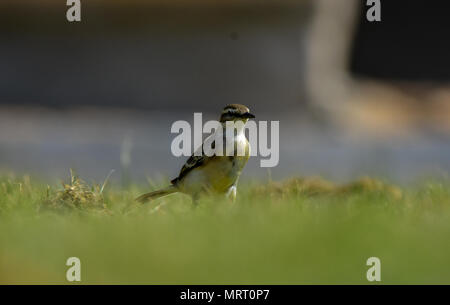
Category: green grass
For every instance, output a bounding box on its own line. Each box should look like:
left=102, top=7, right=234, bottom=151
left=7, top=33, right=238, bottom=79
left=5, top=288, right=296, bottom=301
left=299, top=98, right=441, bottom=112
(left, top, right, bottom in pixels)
left=0, top=173, right=450, bottom=284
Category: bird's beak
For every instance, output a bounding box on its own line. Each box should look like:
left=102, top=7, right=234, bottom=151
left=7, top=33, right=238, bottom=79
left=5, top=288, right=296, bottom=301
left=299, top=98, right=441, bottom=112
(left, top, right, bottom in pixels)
left=243, top=112, right=256, bottom=119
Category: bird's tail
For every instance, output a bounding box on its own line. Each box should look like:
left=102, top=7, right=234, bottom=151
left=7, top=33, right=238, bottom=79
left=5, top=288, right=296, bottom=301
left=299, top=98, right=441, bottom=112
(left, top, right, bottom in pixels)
left=135, top=185, right=178, bottom=203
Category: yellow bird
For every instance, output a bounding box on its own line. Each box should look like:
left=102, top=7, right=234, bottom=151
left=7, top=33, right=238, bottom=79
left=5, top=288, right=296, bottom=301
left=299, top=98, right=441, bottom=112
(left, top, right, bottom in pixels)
left=136, top=104, right=255, bottom=204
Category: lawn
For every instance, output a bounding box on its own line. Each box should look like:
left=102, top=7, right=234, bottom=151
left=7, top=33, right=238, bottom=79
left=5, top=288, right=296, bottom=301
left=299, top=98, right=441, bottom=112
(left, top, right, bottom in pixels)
left=0, top=172, right=449, bottom=284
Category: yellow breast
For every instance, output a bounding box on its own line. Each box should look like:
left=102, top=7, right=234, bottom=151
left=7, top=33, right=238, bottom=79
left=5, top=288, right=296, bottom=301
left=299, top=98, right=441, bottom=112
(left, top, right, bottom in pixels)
left=179, top=140, right=250, bottom=195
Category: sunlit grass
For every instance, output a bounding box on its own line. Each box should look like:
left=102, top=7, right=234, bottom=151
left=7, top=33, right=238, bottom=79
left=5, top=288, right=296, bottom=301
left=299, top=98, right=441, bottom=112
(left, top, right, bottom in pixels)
left=0, top=172, right=449, bottom=284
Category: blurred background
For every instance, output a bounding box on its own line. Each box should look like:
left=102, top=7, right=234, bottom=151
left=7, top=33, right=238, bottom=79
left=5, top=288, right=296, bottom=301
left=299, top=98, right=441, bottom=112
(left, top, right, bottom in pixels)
left=0, top=0, right=449, bottom=184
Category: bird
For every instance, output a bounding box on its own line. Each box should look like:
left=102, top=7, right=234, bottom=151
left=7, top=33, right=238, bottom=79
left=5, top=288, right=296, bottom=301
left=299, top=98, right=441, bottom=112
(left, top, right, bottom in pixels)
left=136, top=104, right=255, bottom=204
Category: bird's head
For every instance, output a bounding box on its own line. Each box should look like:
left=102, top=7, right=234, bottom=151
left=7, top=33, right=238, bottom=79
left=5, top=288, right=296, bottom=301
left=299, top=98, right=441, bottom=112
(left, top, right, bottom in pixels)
left=219, top=104, right=255, bottom=124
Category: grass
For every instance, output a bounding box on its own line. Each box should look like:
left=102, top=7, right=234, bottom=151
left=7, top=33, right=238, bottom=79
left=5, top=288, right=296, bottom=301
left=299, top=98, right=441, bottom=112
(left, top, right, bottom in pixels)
left=0, top=172, right=450, bottom=284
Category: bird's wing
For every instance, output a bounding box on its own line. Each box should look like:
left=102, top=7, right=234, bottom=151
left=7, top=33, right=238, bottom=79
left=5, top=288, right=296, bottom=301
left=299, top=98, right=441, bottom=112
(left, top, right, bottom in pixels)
left=172, top=154, right=206, bottom=184
left=171, top=133, right=219, bottom=185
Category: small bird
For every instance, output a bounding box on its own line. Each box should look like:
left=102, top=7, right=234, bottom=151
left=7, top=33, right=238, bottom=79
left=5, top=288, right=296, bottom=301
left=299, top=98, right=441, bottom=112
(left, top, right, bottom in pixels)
left=136, top=104, right=255, bottom=204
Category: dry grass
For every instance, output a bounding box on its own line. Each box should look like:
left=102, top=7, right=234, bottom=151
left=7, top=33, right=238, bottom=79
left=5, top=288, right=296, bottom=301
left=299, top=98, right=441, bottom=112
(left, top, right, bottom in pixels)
left=251, top=176, right=402, bottom=200
left=38, top=170, right=112, bottom=215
